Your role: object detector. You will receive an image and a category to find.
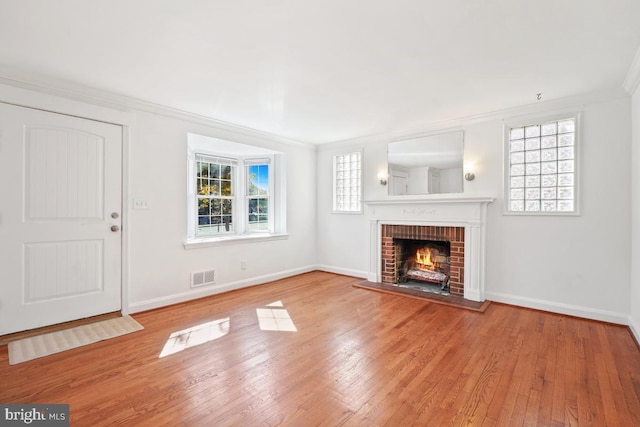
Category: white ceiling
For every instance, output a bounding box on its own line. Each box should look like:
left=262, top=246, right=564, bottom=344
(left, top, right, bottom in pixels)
left=0, top=0, right=639, bottom=144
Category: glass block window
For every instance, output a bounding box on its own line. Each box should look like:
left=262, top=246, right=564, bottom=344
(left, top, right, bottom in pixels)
left=333, top=151, right=362, bottom=212
left=196, top=155, right=236, bottom=235
left=506, top=116, right=577, bottom=214
left=246, top=160, right=271, bottom=232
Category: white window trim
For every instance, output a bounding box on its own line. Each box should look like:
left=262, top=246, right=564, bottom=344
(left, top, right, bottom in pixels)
left=503, top=111, right=581, bottom=216
left=332, top=149, right=364, bottom=214
left=185, top=135, right=287, bottom=248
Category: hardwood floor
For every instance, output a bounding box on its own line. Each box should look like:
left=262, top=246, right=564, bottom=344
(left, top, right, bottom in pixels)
left=1, top=271, right=640, bottom=426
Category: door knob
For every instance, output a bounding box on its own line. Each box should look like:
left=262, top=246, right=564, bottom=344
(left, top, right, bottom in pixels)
left=111, top=225, right=120, bottom=232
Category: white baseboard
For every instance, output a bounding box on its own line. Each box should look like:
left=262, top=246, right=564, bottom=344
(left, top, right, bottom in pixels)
left=485, top=291, right=629, bottom=325
left=629, top=315, right=640, bottom=344
left=315, top=265, right=368, bottom=279
left=128, top=265, right=317, bottom=314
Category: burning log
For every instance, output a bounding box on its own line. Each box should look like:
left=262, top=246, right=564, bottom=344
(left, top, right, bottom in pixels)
left=405, top=268, right=447, bottom=283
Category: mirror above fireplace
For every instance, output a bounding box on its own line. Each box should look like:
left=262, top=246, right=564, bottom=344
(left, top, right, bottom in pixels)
left=387, top=130, right=464, bottom=195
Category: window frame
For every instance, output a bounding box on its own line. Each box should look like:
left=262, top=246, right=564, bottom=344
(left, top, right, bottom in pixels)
left=332, top=149, right=363, bottom=214
left=503, top=111, right=581, bottom=216
left=195, top=154, right=237, bottom=236
left=186, top=133, right=287, bottom=248
left=245, top=159, right=274, bottom=233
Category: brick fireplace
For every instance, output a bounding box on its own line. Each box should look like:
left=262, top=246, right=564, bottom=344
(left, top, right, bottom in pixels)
left=365, top=196, right=494, bottom=302
left=381, top=224, right=465, bottom=296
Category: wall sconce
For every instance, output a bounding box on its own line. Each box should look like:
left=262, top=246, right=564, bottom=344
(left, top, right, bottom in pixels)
left=378, top=171, right=388, bottom=186
left=464, top=162, right=476, bottom=181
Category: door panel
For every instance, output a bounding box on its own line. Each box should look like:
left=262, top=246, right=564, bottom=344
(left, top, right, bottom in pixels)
left=0, top=103, right=122, bottom=335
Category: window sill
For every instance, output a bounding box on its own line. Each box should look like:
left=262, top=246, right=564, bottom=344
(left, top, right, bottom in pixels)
left=184, top=233, right=289, bottom=250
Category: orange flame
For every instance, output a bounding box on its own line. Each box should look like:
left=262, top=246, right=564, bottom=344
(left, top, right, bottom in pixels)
left=415, top=247, right=434, bottom=270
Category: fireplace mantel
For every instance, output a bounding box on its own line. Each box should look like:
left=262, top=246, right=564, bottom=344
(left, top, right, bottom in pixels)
left=364, top=196, right=494, bottom=302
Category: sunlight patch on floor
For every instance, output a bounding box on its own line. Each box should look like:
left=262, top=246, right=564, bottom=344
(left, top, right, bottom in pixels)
left=159, top=317, right=230, bottom=358
left=257, top=300, right=297, bottom=332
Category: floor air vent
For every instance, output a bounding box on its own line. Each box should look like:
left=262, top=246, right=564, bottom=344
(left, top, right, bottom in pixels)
left=191, top=269, right=215, bottom=287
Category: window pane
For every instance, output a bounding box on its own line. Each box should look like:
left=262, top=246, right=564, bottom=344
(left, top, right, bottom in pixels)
left=542, top=200, right=557, bottom=211
left=558, top=160, right=574, bottom=173
left=525, top=176, right=540, bottom=187
left=195, top=158, right=235, bottom=236
left=221, top=180, right=232, bottom=196
left=558, top=119, right=575, bottom=133
left=541, top=149, right=557, bottom=161
left=541, top=122, right=557, bottom=136
left=511, top=152, right=525, bottom=164
left=198, top=198, right=210, bottom=216
left=511, top=176, right=524, bottom=188
left=525, top=163, right=540, bottom=175
left=525, top=150, right=540, bottom=163
left=542, top=188, right=556, bottom=199
left=247, top=164, right=269, bottom=196
left=208, top=179, right=219, bottom=196
left=525, top=126, right=540, bottom=138
left=511, top=189, right=524, bottom=200
left=558, top=200, right=574, bottom=211
left=248, top=195, right=269, bottom=231
left=510, top=200, right=524, bottom=211
left=506, top=116, right=576, bottom=214
left=211, top=164, right=220, bottom=179
left=541, top=135, right=557, bottom=148
left=526, top=188, right=540, bottom=200
left=334, top=151, right=361, bottom=212
left=197, top=178, right=207, bottom=195
left=525, top=138, right=540, bottom=150
left=526, top=200, right=540, bottom=211
left=541, top=162, right=557, bottom=174
left=558, top=146, right=574, bottom=160
left=510, top=139, right=524, bottom=152
left=510, top=127, right=524, bottom=140
left=558, top=133, right=574, bottom=146
left=558, top=173, right=574, bottom=186
left=198, top=162, right=209, bottom=178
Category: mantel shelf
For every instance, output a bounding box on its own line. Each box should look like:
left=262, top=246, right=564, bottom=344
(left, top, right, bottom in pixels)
left=364, top=196, right=495, bottom=205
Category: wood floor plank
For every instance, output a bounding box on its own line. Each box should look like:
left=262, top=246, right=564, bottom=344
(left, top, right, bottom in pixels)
left=1, top=271, right=639, bottom=426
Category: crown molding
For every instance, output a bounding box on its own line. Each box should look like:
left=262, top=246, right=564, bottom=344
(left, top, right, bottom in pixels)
left=0, top=68, right=313, bottom=151
left=317, top=88, right=628, bottom=151
left=1, top=65, right=633, bottom=152
left=623, top=46, right=640, bottom=95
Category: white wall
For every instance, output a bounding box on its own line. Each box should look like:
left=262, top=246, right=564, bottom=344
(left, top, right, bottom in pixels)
left=127, top=112, right=317, bottom=311
left=631, top=84, right=640, bottom=336
left=0, top=83, right=318, bottom=315
left=317, top=96, right=632, bottom=323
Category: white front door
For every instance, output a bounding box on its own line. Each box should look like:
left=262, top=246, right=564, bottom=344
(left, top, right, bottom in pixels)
left=0, top=103, right=122, bottom=335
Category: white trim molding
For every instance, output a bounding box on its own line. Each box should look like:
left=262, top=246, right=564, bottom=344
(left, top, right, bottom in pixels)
left=128, top=265, right=317, bottom=313
left=487, top=291, right=629, bottom=325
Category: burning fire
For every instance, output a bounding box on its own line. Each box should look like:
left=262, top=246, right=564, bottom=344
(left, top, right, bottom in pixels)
left=415, top=247, right=435, bottom=271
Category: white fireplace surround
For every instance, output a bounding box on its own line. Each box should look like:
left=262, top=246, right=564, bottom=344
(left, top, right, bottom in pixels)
left=364, top=196, right=495, bottom=302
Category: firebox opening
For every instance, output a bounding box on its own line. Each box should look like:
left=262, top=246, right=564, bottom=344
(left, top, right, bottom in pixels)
left=395, top=239, right=451, bottom=295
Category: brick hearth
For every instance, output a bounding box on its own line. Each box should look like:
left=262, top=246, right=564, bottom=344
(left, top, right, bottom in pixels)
left=381, top=224, right=465, bottom=296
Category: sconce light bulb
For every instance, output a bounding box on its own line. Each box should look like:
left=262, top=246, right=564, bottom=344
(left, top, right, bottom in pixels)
left=378, top=172, right=388, bottom=186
